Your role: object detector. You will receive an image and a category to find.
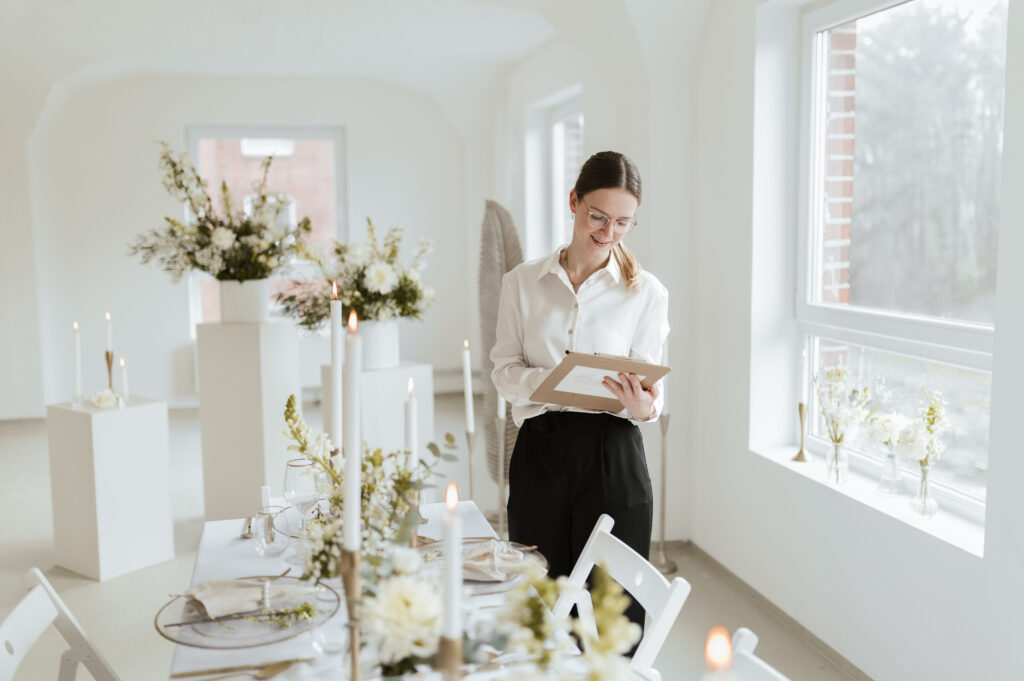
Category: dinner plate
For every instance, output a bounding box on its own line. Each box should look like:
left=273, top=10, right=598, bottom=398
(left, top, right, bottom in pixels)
left=154, top=576, right=340, bottom=649
left=417, top=539, right=549, bottom=595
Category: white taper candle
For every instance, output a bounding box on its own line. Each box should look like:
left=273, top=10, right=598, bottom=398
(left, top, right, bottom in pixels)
left=105, top=312, right=112, bottom=352
left=405, top=378, right=418, bottom=469
left=330, top=282, right=344, bottom=449
left=73, top=322, right=81, bottom=404
left=442, top=482, right=462, bottom=639
left=119, top=357, right=129, bottom=401
left=343, top=312, right=362, bottom=551
left=462, top=340, right=474, bottom=433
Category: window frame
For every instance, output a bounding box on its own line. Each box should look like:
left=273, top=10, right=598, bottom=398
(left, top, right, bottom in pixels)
left=795, top=0, right=999, bottom=522
left=182, top=124, right=348, bottom=337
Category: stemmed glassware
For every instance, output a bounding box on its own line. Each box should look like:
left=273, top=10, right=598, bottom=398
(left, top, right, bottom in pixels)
left=284, top=458, right=320, bottom=565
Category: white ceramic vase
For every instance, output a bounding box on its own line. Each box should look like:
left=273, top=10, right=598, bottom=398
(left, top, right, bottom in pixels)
left=360, top=319, right=400, bottom=369
left=219, top=279, right=270, bottom=323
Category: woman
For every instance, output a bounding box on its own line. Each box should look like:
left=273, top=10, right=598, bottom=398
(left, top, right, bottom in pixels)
left=490, top=151, right=669, bottom=629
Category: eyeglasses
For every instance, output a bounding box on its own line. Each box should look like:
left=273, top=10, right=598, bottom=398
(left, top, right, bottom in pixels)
left=579, top=199, right=638, bottom=235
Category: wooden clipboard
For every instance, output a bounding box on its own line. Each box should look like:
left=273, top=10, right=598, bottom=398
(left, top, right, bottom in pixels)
left=529, top=352, right=671, bottom=413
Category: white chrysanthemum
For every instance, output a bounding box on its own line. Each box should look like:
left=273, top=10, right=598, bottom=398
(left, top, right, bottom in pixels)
left=583, top=653, right=633, bottom=681
left=869, top=412, right=910, bottom=447
left=345, top=244, right=369, bottom=268
left=363, top=262, right=399, bottom=294
left=211, top=226, right=236, bottom=250
left=362, top=575, right=441, bottom=664
left=390, top=547, right=422, bottom=575
left=194, top=246, right=225, bottom=277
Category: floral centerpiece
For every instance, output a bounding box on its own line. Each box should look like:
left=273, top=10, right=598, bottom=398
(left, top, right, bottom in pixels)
left=898, top=390, right=950, bottom=517
left=814, top=364, right=872, bottom=484
left=276, top=219, right=434, bottom=328
left=868, top=411, right=911, bottom=494
left=128, top=142, right=311, bottom=283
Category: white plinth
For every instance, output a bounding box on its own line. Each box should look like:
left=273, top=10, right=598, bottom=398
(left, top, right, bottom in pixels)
left=46, top=398, right=174, bottom=581
left=321, top=360, right=435, bottom=457
left=197, top=322, right=300, bottom=521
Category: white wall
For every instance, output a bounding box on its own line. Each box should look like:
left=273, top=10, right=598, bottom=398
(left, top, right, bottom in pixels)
left=691, top=0, right=1024, bottom=678
left=27, top=74, right=468, bottom=409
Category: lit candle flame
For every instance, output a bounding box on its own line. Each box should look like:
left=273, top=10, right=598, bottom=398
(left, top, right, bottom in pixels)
left=408, top=377, right=414, bottom=396
left=445, top=482, right=459, bottom=511
left=464, top=339, right=469, bottom=350
left=332, top=281, right=338, bottom=300
left=348, top=310, right=358, bottom=333
left=73, top=321, right=78, bottom=331
left=705, top=626, right=733, bottom=671
left=105, top=312, right=111, bottom=322
left=119, top=357, right=125, bottom=369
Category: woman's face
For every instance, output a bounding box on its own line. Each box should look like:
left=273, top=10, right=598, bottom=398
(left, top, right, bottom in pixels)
left=568, top=187, right=639, bottom=259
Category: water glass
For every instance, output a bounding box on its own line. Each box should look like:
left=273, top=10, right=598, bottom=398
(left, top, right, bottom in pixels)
left=253, top=505, right=289, bottom=558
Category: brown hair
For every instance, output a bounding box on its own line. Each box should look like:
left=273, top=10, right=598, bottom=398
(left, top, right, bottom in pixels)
left=572, top=151, right=642, bottom=289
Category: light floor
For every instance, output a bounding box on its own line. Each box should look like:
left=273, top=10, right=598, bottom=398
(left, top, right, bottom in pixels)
left=0, top=395, right=859, bottom=681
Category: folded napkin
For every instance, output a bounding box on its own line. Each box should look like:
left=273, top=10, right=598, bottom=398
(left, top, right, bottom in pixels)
left=461, top=539, right=527, bottom=582
left=184, top=579, right=317, bottom=619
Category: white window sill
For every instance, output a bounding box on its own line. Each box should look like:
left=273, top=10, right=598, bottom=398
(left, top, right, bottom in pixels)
left=752, top=445, right=985, bottom=558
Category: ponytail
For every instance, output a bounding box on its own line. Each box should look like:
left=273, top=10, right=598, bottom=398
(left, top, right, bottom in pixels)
left=613, top=243, right=642, bottom=290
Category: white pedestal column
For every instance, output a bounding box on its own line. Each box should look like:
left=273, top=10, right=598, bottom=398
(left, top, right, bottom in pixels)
left=321, top=360, right=435, bottom=458
left=46, top=399, right=174, bottom=581
left=197, top=322, right=300, bottom=520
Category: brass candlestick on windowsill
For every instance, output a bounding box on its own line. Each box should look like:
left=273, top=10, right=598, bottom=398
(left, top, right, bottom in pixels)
left=793, top=402, right=808, bottom=462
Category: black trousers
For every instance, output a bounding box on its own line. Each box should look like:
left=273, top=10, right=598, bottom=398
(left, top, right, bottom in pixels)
left=507, top=411, right=654, bottom=630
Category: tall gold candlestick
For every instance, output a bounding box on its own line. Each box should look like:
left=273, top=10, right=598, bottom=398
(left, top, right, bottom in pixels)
left=793, top=402, right=808, bottom=462
left=410, top=489, right=421, bottom=548
left=464, top=431, right=476, bottom=500
left=340, top=548, right=362, bottom=681
left=104, top=351, right=114, bottom=391
left=438, top=636, right=462, bottom=681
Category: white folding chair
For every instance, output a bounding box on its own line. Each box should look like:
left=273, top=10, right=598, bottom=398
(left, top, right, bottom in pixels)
left=552, top=514, right=691, bottom=681
left=0, top=568, right=120, bottom=681
left=732, top=627, right=791, bottom=681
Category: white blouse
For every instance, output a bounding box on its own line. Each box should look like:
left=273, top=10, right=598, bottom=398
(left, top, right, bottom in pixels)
left=490, top=247, right=670, bottom=427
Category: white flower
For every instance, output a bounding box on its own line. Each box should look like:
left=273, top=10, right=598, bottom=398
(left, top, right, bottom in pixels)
left=897, top=422, right=929, bottom=463
left=345, top=244, right=369, bottom=268
left=194, top=246, right=224, bottom=277
left=362, top=575, right=441, bottom=664
left=210, top=227, right=236, bottom=250
left=390, top=547, right=422, bottom=575
left=89, top=388, right=119, bottom=409
left=869, top=412, right=910, bottom=447
left=266, top=256, right=279, bottom=269
left=583, top=652, right=633, bottom=681
left=363, top=262, right=399, bottom=294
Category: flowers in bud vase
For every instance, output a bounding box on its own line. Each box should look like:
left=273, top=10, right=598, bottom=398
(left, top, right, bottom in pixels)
left=898, top=390, right=950, bottom=518
left=814, top=364, right=872, bottom=484
left=869, top=411, right=911, bottom=495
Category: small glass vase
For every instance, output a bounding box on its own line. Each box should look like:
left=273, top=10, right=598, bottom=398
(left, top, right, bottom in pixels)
left=877, top=445, right=902, bottom=495
left=910, top=463, right=938, bottom=517
left=826, top=441, right=848, bottom=484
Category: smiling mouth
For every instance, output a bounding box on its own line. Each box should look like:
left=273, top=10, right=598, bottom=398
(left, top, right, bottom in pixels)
left=591, top=235, right=611, bottom=247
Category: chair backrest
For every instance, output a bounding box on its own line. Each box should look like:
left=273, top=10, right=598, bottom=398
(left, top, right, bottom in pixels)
left=552, top=515, right=692, bottom=674
left=0, top=586, right=59, bottom=680
left=0, top=568, right=121, bottom=681
left=731, top=627, right=791, bottom=681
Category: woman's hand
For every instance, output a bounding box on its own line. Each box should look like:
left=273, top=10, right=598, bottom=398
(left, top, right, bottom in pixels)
left=602, top=372, right=657, bottom=421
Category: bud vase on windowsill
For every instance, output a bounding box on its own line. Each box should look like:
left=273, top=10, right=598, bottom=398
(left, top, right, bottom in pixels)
left=910, top=462, right=938, bottom=517
left=826, top=441, right=848, bottom=485
left=877, top=444, right=902, bottom=495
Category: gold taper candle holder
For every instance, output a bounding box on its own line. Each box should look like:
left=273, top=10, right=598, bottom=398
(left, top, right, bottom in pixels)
left=104, top=351, right=114, bottom=391
left=409, top=489, right=421, bottom=548
left=464, top=430, right=477, bottom=501
left=793, top=402, right=808, bottom=462
left=340, top=548, right=362, bottom=681
left=438, top=636, right=463, bottom=681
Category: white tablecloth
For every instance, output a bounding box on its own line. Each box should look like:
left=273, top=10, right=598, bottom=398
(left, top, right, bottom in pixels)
left=168, top=501, right=502, bottom=680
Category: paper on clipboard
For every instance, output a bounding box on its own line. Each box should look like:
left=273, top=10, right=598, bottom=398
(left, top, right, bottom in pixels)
left=530, top=352, right=670, bottom=413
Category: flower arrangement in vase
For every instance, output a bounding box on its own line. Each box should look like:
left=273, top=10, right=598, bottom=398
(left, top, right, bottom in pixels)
left=898, top=390, right=950, bottom=517
left=128, top=142, right=311, bottom=283
left=814, top=364, right=872, bottom=484
left=868, top=411, right=911, bottom=495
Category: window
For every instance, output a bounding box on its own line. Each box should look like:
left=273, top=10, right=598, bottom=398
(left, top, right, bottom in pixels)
left=524, top=86, right=584, bottom=259
left=798, top=0, right=1008, bottom=511
left=184, top=127, right=346, bottom=333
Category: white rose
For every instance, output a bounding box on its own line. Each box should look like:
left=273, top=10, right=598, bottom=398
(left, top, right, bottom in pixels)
left=390, top=547, right=422, bottom=575
left=90, top=388, right=119, bottom=409
left=363, top=262, right=399, bottom=295
left=210, top=227, right=236, bottom=250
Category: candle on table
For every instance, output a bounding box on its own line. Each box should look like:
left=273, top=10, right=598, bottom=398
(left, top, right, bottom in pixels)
left=73, top=322, right=81, bottom=405
left=442, top=482, right=462, bottom=639
left=405, top=378, right=418, bottom=469
left=462, top=340, right=474, bottom=433
left=701, top=626, right=735, bottom=681
left=343, top=311, right=362, bottom=551
left=330, top=281, right=343, bottom=450
left=105, top=312, right=112, bottom=352
left=119, top=357, right=129, bottom=401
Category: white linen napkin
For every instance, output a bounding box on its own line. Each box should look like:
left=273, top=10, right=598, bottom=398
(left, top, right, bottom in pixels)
left=461, top=539, right=527, bottom=581
left=184, top=579, right=317, bottom=619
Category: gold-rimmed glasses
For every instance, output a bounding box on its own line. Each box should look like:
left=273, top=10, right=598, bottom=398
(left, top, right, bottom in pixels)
left=579, top=198, right=638, bottom=235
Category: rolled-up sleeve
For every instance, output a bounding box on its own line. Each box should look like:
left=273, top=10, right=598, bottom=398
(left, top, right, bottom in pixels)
left=490, top=271, right=552, bottom=407
left=629, top=277, right=670, bottom=423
